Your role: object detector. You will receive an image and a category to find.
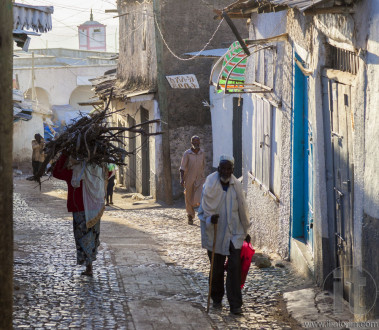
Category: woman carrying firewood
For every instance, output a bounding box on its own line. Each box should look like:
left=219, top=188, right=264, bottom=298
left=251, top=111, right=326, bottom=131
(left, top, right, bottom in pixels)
left=52, top=152, right=105, bottom=276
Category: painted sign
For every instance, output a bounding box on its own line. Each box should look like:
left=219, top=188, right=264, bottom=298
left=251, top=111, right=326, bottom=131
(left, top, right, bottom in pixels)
left=166, top=74, right=199, bottom=89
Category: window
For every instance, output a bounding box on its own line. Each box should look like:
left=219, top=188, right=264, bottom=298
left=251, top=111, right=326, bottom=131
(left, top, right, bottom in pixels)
left=251, top=96, right=281, bottom=197
left=93, top=28, right=101, bottom=33
left=328, top=44, right=359, bottom=75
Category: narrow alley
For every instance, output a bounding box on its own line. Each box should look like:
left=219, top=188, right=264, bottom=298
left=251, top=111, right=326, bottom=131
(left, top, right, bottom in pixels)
left=13, top=175, right=311, bottom=329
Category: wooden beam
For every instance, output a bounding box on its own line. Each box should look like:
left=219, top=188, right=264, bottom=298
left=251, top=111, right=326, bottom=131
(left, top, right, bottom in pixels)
left=322, top=68, right=356, bottom=85
left=294, top=58, right=313, bottom=76
left=214, top=13, right=251, bottom=19
left=245, top=33, right=288, bottom=45
left=222, top=12, right=250, bottom=56
left=0, top=1, right=14, bottom=329
left=245, top=81, right=272, bottom=91
left=303, top=6, right=355, bottom=16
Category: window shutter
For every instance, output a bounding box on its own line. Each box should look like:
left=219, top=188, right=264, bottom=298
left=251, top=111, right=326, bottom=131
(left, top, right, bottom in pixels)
left=262, top=100, right=271, bottom=188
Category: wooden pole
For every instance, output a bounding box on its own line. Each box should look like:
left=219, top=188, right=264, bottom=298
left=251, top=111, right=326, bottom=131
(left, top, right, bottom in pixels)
left=153, top=0, right=173, bottom=204
left=207, top=222, right=218, bottom=313
left=0, top=0, right=14, bottom=328
left=222, top=12, right=250, bottom=56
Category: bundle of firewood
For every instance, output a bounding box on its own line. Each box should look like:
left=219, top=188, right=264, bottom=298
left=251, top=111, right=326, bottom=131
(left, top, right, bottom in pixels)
left=34, top=107, right=161, bottom=183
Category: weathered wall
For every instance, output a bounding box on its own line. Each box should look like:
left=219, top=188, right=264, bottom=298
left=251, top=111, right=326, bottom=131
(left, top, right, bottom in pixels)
left=288, top=1, right=379, bottom=317
left=209, top=85, right=234, bottom=168
left=14, top=64, right=115, bottom=105
left=13, top=113, right=44, bottom=163
left=361, top=1, right=379, bottom=319
left=160, top=0, right=247, bottom=198
left=160, top=0, right=248, bottom=129
left=170, top=125, right=213, bottom=199
left=109, top=96, right=159, bottom=199
left=117, top=0, right=157, bottom=91
left=12, top=58, right=116, bottom=163
left=287, top=9, right=333, bottom=283
left=243, top=11, right=292, bottom=258
left=117, top=0, right=248, bottom=201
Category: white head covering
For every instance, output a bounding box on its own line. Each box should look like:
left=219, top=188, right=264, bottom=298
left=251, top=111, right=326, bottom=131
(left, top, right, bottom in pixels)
left=219, top=155, right=234, bottom=165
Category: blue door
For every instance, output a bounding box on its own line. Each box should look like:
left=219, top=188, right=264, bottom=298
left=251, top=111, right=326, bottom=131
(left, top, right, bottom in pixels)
left=292, top=53, right=314, bottom=251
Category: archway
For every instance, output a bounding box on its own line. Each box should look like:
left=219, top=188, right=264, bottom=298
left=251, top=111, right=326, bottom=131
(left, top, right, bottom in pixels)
left=24, top=87, right=51, bottom=115
left=70, top=86, right=96, bottom=112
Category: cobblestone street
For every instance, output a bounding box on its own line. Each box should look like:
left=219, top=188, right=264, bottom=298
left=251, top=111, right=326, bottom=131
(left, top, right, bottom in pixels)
left=13, top=176, right=312, bottom=329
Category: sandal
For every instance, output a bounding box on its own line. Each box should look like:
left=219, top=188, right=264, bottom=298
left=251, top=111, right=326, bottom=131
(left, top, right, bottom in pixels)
left=81, top=270, right=93, bottom=276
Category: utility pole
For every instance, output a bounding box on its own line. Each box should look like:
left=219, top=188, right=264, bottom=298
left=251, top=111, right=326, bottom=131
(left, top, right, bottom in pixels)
left=153, top=0, right=173, bottom=204
left=31, top=51, right=36, bottom=101
left=0, top=0, right=14, bottom=328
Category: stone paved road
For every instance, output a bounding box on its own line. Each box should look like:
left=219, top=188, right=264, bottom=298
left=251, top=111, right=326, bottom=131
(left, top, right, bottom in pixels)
left=13, top=192, right=132, bottom=329
left=13, top=176, right=311, bottom=329
left=105, top=207, right=310, bottom=329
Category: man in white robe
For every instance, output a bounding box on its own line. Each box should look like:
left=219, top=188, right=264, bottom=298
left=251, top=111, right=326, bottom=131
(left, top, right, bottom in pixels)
left=198, top=155, right=250, bottom=314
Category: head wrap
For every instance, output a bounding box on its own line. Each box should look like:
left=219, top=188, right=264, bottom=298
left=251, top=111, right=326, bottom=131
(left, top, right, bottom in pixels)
left=219, top=155, right=234, bottom=165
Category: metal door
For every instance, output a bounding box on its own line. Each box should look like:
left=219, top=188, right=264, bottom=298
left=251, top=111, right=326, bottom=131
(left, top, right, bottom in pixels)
left=292, top=53, right=314, bottom=251
left=233, top=97, right=243, bottom=178
left=329, top=80, right=354, bottom=298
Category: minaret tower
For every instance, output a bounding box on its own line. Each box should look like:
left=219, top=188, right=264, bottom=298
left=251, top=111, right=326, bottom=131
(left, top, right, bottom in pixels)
left=78, top=9, right=106, bottom=51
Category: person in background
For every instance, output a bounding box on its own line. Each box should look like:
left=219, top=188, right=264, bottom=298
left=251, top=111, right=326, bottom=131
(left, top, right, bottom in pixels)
left=179, top=136, right=206, bottom=225
left=198, top=155, right=250, bottom=314
left=31, top=133, right=45, bottom=178
left=53, top=153, right=105, bottom=276
left=106, top=163, right=117, bottom=206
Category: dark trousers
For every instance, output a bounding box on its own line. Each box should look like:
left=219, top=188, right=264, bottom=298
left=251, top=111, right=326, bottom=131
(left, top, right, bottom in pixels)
left=207, top=241, right=242, bottom=310
left=106, top=176, right=115, bottom=202
left=32, top=161, right=42, bottom=176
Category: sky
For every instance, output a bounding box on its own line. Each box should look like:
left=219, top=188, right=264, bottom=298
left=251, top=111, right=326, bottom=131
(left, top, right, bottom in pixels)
left=17, top=0, right=119, bottom=52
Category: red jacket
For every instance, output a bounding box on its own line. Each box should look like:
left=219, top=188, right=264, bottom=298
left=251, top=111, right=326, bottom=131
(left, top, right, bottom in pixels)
left=52, top=154, right=84, bottom=212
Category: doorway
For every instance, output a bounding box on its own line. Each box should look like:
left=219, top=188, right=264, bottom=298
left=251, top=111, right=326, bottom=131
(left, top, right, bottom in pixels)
left=140, top=106, right=150, bottom=196
left=291, top=53, right=314, bottom=251
left=327, top=79, right=354, bottom=299
left=233, top=97, right=243, bottom=178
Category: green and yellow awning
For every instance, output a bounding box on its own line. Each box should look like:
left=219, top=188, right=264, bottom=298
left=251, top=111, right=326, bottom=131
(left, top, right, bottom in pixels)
left=210, top=34, right=289, bottom=94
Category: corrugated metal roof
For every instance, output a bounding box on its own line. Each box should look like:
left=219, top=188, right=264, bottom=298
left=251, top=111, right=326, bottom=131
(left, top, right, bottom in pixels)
left=269, top=0, right=326, bottom=11
left=13, top=29, right=41, bottom=36
left=13, top=3, right=54, bottom=33
left=184, top=48, right=229, bottom=58
left=218, top=0, right=341, bottom=15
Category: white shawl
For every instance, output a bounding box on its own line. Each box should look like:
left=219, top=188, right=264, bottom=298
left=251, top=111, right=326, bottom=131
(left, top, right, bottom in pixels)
left=199, top=171, right=250, bottom=232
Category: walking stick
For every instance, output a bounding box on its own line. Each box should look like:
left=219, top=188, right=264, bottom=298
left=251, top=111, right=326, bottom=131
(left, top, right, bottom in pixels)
left=206, top=221, right=218, bottom=313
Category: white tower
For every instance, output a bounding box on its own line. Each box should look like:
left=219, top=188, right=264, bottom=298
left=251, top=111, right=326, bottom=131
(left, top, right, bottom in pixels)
left=78, top=10, right=106, bottom=51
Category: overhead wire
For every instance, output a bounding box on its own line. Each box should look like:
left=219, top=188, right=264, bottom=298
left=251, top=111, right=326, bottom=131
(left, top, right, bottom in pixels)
left=153, top=14, right=224, bottom=61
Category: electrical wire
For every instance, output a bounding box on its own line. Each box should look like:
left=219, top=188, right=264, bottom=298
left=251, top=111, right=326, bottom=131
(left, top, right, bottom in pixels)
left=153, top=13, right=224, bottom=61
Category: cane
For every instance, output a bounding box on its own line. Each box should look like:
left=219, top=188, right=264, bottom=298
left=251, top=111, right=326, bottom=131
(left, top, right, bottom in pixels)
left=206, top=220, right=218, bottom=313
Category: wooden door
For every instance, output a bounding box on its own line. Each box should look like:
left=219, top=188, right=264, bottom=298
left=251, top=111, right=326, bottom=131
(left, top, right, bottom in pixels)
left=233, top=97, right=243, bottom=178
left=128, top=115, right=136, bottom=190
left=329, top=80, right=354, bottom=298
left=141, top=107, right=150, bottom=196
